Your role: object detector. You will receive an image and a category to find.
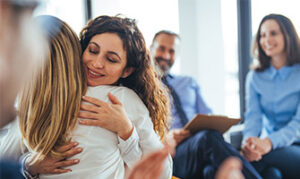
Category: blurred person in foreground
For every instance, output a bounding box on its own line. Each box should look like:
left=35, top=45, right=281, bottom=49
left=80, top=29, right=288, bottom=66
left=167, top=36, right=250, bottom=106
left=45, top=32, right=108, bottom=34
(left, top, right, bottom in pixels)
left=0, top=0, right=46, bottom=178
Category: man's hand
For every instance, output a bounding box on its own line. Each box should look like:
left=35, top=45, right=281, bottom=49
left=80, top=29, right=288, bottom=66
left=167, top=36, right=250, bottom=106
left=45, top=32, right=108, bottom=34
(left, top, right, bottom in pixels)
left=167, top=129, right=191, bottom=146
left=26, top=142, right=82, bottom=175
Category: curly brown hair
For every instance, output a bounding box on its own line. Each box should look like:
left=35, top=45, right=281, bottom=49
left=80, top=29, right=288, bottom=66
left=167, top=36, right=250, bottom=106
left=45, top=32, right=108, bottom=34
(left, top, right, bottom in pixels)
left=80, top=15, right=170, bottom=139
left=251, top=14, right=300, bottom=71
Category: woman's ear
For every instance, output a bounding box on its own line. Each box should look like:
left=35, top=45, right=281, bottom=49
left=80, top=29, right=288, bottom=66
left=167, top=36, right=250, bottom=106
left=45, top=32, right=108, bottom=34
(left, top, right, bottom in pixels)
left=122, top=67, right=135, bottom=78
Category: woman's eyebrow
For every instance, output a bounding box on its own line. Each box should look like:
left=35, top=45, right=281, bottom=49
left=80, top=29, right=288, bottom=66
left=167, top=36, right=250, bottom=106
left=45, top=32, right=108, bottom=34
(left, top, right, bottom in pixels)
left=107, top=51, right=122, bottom=61
left=88, top=41, right=122, bottom=60
left=89, top=41, right=100, bottom=48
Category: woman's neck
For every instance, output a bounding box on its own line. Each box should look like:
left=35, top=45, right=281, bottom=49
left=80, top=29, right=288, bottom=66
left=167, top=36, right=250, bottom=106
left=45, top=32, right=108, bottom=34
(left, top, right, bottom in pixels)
left=271, top=53, right=287, bottom=70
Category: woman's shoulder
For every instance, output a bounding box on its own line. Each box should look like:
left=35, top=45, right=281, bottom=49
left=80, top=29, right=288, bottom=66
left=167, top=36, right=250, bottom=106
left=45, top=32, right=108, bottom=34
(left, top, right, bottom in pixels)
left=246, top=70, right=255, bottom=80
left=87, top=85, right=143, bottom=104
left=112, top=87, right=148, bottom=113
left=292, top=63, right=300, bottom=72
left=86, top=85, right=134, bottom=97
left=110, top=86, right=140, bottom=101
left=246, top=69, right=269, bottom=80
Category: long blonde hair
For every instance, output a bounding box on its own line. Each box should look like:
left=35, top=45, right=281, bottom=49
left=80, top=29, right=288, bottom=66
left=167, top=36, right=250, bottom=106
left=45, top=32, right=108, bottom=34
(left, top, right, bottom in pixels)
left=18, top=15, right=87, bottom=159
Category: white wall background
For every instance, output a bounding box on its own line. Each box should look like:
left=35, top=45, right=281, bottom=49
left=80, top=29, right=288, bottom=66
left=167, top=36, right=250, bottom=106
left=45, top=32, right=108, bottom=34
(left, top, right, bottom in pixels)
left=178, top=0, right=226, bottom=115
left=91, top=0, right=180, bottom=49
left=252, top=0, right=300, bottom=37
left=34, top=0, right=85, bottom=35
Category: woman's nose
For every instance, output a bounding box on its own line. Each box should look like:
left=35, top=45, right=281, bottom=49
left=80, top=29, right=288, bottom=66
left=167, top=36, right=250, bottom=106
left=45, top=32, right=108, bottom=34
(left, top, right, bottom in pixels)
left=92, top=56, right=104, bottom=68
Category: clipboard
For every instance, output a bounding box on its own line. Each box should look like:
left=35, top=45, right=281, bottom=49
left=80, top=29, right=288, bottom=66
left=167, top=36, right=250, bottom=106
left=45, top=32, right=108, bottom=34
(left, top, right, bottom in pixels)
left=183, top=114, right=241, bottom=134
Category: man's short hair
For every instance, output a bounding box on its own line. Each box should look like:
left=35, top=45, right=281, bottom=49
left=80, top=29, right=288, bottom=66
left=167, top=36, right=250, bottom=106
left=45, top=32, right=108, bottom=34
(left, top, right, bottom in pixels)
left=152, top=30, right=180, bottom=45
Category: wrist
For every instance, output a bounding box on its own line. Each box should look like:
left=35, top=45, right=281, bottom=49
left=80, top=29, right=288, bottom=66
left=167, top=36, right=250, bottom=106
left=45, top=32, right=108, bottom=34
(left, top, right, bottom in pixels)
left=26, top=155, right=39, bottom=176
left=118, top=121, right=133, bottom=140
left=27, top=164, right=38, bottom=176
left=22, top=155, right=39, bottom=179
left=264, top=138, right=273, bottom=149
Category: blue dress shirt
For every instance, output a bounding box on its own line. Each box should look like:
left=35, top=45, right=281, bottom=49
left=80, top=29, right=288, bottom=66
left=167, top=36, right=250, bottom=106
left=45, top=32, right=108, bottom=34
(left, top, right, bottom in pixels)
left=243, top=64, right=300, bottom=149
left=166, top=74, right=212, bottom=129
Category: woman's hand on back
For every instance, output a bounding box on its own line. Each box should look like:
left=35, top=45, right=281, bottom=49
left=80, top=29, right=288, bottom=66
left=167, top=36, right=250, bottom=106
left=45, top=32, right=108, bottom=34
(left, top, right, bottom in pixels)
left=78, top=93, right=133, bottom=140
left=26, top=142, right=82, bottom=175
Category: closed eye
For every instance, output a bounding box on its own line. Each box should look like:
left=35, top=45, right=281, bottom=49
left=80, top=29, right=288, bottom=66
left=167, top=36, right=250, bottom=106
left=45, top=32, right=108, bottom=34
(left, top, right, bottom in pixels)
left=89, top=49, right=98, bottom=54
left=107, top=57, right=118, bottom=63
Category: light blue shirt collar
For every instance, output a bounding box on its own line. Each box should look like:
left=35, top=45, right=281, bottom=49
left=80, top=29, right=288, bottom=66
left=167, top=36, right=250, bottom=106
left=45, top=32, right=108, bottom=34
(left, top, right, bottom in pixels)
left=267, top=64, right=293, bottom=80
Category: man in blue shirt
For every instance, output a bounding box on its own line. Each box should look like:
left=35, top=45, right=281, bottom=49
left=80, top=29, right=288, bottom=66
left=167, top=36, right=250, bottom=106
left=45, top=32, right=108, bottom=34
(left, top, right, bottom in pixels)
left=150, top=30, right=262, bottom=179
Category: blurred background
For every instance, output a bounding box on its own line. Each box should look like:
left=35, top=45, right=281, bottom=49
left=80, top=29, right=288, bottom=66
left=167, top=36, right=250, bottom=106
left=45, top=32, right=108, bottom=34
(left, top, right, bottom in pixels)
left=34, top=0, right=300, bottom=119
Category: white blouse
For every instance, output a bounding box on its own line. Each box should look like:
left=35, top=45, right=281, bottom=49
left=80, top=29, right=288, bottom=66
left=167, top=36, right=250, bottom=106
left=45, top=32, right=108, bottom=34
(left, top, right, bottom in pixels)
left=0, top=85, right=172, bottom=179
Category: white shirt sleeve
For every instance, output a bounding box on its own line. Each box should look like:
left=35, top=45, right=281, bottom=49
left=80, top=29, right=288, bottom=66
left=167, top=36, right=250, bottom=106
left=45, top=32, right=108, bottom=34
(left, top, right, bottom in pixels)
left=117, top=126, right=141, bottom=167
left=0, top=119, right=25, bottom=160
left=116, top=88, right=173, bottom=179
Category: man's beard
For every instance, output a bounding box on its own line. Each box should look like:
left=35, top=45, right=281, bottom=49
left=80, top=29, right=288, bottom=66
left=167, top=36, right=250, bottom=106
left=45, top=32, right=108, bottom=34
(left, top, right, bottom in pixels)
left=155, top=57, right=174, bottom=75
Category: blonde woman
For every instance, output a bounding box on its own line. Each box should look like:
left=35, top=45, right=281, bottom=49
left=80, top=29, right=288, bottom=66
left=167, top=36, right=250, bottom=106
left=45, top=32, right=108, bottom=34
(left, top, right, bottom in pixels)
left=15, top=15, right=172, bottom=179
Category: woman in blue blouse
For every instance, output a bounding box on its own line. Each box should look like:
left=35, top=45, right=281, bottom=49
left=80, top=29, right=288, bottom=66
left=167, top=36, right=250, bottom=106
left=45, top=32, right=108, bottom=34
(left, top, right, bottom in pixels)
left=242, top=14, right=300, bottom=179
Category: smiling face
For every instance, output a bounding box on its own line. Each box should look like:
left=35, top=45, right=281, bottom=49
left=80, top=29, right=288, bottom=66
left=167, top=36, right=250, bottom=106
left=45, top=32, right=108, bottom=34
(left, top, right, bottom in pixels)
left=259, top=19, right=286, bottom=59
left=151, top=33, right=179, bottom=74
left=82, top=32, right=133, bottom=86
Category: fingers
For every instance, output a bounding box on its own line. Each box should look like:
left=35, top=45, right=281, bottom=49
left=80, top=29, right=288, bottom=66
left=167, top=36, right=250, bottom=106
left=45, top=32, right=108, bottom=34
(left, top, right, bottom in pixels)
left=242, top=146, right=261, bottom=162
left=243, top=139, right=257, bottom=153
left=174, top=135, right=185, bottom=144
left=78, top=111, right=99, bottom=120
left=243, top=142, right=254, bottom=152
left=175, top=129, right=190, bottom=138
left=82, top=96, right=108, bottom=107
left=108, top=92, right=122, bottom=105
left=173, top=129, right=190, bottom=145
left=179, top=129, right=190, bottom=135
left=63, top=146, right=83, bottom=158
left=55, top=159, right=80, bottom=168
left=56, top=142, right=79, bottom=153
left=52, top=168, right=72, bottom=174
left=80, top=103, right=99, bottom=113
left=245, top=137, right=268, bottom=155
left=79, top=119, right=101, bottom=126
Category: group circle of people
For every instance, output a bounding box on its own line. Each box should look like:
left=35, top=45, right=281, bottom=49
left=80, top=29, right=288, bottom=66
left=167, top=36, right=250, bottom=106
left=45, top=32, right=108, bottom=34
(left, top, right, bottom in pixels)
left=0, top=0, right=299, bottom=179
